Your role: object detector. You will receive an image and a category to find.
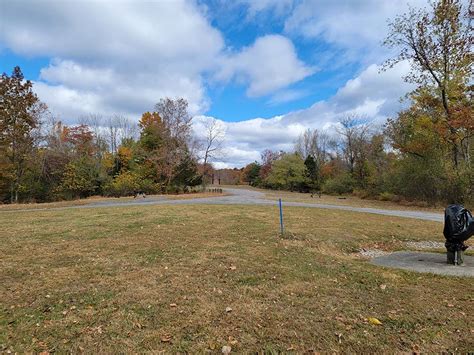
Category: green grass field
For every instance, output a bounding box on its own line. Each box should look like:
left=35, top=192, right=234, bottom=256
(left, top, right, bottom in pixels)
left=1, top=204, right=472, bottom=352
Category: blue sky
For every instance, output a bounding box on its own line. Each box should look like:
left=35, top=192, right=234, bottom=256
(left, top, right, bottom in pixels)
left=1, top=0, right=438, bottom=166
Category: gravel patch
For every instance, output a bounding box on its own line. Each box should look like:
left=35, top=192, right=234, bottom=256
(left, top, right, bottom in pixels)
left=359, top=248, right=389, bottom=258
left=406, top=241, right=445, bottom=249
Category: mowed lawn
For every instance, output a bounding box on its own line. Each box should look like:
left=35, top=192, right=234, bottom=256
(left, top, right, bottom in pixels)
left=1, top=204, right=472, bottom=352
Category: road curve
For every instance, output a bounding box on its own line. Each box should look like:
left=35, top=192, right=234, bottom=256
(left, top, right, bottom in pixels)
left=1, top=187, right=444, bottom=222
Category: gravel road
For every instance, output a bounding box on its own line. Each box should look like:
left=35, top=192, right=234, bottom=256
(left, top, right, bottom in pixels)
left=3, top=187, right=444, bottom=222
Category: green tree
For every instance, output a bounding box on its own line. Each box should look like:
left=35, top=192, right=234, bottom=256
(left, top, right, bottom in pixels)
left=57, top=157, right=99, bottom=199
left=0, top=66, right=46, bottom=202
left=172, top=151, right=202, bottom=192
left=266, top=153, right=307, bottom=191
left=304, top=155, right=321, bottom=193
left=241, top=162, right=261, bottom=186
left=384, top=0, right=472, bottom=169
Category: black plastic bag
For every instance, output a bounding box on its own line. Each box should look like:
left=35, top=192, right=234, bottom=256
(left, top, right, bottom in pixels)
left=443, top=204, right=474, bottom=251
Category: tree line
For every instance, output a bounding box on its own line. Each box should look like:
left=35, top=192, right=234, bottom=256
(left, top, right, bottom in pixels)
left=239, top=0, right=473, bottom=205
left=0, top=68, right=205, bottom=203
left=1, top=0, right=472, bottom=205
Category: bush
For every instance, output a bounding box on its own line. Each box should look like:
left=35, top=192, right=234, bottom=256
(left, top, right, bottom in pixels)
left=322, top=174, right=355, bottom=195
left=104, top=171, right=141, bottom=197
left=353, top=189, right=371, bottom=199
left=378, top=192, right=396, bottom=201
left=104, top=171, right=163, bottom=197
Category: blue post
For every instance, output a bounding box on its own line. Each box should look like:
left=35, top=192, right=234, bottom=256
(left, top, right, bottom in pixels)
left=279, top=198, right=284, bottom=235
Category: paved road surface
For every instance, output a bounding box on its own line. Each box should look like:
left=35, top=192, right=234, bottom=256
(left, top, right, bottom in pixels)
left=3, top=187, right=444, bottom=222
left=372, top=251, right=473, bottom=277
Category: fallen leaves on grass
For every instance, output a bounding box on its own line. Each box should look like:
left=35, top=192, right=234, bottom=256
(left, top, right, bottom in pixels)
left=161, top=334, right=172, bottom=343
left=368, top=317, right=382, bottom=325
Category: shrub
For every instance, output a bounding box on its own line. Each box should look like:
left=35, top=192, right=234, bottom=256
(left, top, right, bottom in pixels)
left=322, top=174, right=355, bottom=195
left=104, top=171, right=141, bottom=197
left=378, top=192, right=395, bottom=201
left=353, top=189, right=371, bottom=199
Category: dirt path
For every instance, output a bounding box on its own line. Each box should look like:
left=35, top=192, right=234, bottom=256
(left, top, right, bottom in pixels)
left=1, top=187, right=444, bottom=222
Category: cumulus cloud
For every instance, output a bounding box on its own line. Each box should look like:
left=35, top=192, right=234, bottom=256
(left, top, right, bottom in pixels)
left=199, top=61, right=414, bottom=168
left=1, top=0, right=224, bottom=121
left=2, top=0, right=422, bottom=167
left=236, top=0, right=295, bottom=18
left=283, top=0, right=430, bottom=64
left=267, top=89, right=309, bottom=105
left=1, top=0, right=311, bottom=121
left=216, top=35, right=315, bottom=97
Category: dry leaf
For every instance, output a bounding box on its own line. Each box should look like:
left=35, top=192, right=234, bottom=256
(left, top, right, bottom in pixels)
left=368, top=317, right=382, bottom=325
left=161, top=334, right=172, bottom=342
left=379, top=284, right=387, bottom=290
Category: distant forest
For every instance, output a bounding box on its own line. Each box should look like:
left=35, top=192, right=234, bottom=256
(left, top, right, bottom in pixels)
left=0, top=0, right=472, bottom=205
left=222, top=0, right=474, bottom=206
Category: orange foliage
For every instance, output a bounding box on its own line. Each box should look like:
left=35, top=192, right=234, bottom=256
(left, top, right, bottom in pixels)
left=139, top=112, right=162, bottom=130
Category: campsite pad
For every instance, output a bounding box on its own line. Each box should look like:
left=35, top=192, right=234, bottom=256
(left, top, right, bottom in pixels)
left=372, top=251, right=474, bottom=277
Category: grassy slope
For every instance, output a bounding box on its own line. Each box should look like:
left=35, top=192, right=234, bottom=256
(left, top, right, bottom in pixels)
left=259, top=188, right=444, bottom=213
left=1, top=205, right=472, bottom=352
left=0, top=191, right=226, bottom=211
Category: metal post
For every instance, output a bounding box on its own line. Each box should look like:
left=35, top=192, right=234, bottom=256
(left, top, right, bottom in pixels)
left=279, top=198, right=284, bottom=235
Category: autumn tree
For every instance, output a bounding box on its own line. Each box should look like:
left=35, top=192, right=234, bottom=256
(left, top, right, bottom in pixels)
left=295, top=128, right=330, bottom=166
left=135, top=100, right=200, bottom=192
left=55, top=124, right=104, bottom=199
left=384, top=0, right=472, bottom=169
left=155, top=97, right=193, bottom=144
left=384, top=0, right=473, bottom=202
left=336, top=116, right=372, bottom=187
left=241, top=162, right=261, bottom=186
left=259, top=149, right=281, bottom=183
left=0, top=66, right=47, bottom=202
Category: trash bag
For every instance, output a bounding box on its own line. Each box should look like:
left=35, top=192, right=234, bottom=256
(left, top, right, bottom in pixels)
left=443, top=204, right=474, bottom=252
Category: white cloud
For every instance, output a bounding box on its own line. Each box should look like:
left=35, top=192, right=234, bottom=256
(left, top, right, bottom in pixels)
left=267, top=89, right=309, bottom=105
left=236, top=0, right=294, bottom=17
left=283, top=0, right=430, bottom=64
left=197, top=61, right=414, bottom=168
left=216, top=35, right=315, bottom=97
left=2, top=0, right=422, bottom=168
left=1, top=0, right=224, bottom=121
left=1, top=0, right=315, bottom=121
